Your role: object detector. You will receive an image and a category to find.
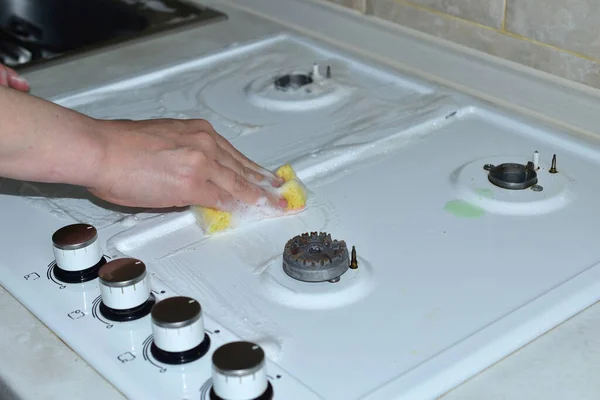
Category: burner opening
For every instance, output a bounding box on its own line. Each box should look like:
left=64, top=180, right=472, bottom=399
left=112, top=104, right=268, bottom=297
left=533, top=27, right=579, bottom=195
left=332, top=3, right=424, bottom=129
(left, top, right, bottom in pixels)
left=274, top=73, right=313, bottom=91
left=308, top=245, right=323, bottom=254
left=483, top=162, right=538, bottom=190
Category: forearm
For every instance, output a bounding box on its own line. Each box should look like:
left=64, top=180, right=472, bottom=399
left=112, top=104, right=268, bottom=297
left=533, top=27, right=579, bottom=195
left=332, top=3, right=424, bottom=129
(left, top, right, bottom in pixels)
left=0, top=86, right=106, bottom=187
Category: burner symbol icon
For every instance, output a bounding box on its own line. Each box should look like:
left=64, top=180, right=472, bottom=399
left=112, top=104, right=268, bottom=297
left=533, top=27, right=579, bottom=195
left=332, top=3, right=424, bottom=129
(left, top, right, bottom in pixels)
left=117, top=352, right=136, bottom=364
left=68, top=310, right=85, bottom=320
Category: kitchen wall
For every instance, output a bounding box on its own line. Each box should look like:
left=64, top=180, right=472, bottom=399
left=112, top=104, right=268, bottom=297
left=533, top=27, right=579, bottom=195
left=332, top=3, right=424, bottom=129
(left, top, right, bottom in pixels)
left=323, top=0, right=600, bottom=90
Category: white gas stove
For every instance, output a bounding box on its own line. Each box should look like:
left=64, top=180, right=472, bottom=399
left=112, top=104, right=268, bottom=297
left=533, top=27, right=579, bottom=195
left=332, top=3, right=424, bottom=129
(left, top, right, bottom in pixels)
left=3, top=5, right=600, bottom=400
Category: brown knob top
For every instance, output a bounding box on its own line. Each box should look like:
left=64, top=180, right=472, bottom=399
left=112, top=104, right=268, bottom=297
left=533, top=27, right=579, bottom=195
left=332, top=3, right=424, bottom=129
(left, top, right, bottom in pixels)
left=52, top=223, right=97, bottom=250
left=212, top=341, right=265, bottom=376
left=151, top=296, right=202, bottom=329
left=98, top=258, right=147, bottom=288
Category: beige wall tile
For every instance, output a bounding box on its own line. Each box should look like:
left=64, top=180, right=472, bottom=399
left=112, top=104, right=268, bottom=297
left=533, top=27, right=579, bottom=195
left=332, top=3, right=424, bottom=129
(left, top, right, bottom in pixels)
left=325, top=0, right=367, bottom=13
left=406, top=0, right=504, bottom=28
left=366, top=0, right=600, bottom=88
left=506, top=0, right=600, bottom=60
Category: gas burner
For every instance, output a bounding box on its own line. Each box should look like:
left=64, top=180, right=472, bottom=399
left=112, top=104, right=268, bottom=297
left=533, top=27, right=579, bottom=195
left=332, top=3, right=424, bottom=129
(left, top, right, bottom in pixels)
left=483, top=161, right=538, bottom=190
left=97, top=258, right=155, bottom=322
left=283, top=232, right=350, bottom=283
left=274, top=73, right=313, bottom=91
left=150, top=296, right=211, bottom=365
left=273, top=63, right=331, bottom=91
left=239, top=63, right=347, bottom=112
left=51, top=223, right=106, bottom=284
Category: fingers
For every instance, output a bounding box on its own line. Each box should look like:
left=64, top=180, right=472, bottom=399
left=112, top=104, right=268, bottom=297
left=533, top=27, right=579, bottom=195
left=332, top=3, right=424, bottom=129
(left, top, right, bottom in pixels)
left=0, top=65, right=30, bottom=92
left=208, top=161, right=264, bottom=205
left=215, top=145, right=264, bottom=184
left=189, top=119, right=283, bottom=187
left=208, top=161, right=285, bottom=208
left=6, top=67, right=30, bottom=92
left=197, top=181, right=235, bottom=210
left=210, top=133, right=280, bottom=183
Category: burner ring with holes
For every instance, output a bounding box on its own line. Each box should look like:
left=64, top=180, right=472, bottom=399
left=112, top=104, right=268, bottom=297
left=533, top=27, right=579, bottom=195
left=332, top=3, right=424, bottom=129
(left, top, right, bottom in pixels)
left=283, top=232, right=349, bottom=283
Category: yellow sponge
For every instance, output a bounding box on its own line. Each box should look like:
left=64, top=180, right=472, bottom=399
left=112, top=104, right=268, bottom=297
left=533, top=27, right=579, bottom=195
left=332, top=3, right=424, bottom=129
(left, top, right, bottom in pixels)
left=276, top=164, right=297, bottom=182
left=192, top=164, right=307, bottom=234
left=193, top=207, right=231, bottom=235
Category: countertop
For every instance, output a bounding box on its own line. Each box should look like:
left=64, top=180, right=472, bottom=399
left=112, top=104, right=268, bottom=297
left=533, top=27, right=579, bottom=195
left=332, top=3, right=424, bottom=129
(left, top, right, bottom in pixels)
left=3, top=0, right=600, bottom=398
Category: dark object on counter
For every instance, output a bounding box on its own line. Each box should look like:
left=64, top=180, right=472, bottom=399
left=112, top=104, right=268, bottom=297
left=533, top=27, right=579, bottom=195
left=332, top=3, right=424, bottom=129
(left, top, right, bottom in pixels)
left=0, top=0, right=226, bottom=69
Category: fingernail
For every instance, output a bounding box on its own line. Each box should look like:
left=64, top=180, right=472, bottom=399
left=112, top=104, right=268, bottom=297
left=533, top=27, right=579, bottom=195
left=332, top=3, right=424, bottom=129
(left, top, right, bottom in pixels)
left=9, top=75, right=28, bottom=84
left=272, top=178, right=283, bottom=187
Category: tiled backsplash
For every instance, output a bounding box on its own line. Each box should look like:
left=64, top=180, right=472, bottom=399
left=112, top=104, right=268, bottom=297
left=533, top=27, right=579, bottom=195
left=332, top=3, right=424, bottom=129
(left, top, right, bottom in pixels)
left=323, top=0, right=600, bottom=90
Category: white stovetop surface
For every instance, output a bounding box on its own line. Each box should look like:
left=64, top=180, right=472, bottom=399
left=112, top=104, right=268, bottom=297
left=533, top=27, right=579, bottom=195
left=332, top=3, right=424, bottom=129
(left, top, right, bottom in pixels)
left=3, top=0, right=600, bottom=399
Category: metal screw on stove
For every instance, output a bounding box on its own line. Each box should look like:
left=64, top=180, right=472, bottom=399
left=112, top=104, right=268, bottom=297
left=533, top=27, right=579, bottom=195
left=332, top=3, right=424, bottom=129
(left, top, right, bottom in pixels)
left=326, top=65, right=331, bottom=79
left=531, top=185, right=543, bottom=192
left=349, top=246, right=358, bottom=269
left=549, top=154, right=558, bottom=174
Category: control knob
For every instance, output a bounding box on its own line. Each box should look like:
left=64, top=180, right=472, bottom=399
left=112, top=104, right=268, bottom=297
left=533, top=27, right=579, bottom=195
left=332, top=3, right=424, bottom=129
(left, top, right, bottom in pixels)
left=98, top=258, right=155, bottom=322
left=150, top=296, right=211, bottom=364
left=211, top=341, right=273, bottom=400
left=52, top=223, right=106, bottom=283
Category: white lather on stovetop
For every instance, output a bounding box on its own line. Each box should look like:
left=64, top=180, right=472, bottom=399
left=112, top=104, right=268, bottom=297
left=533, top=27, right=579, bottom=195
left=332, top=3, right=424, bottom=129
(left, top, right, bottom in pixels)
left=3, top=28, right=600, bottom=400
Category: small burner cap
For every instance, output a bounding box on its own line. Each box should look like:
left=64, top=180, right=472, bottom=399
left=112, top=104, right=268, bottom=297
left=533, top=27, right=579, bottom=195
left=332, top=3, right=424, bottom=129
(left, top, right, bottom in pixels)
left=98, top=258, right=146, bottom=288
left=484, top=162, right=538, bottom=190
left=151, top=296, right=202, bottom=329
left=274, top=73, right=313, bottom=91
left=52, top=223, right=97, bottom=250
left=212, top=341, right=265, bottom=377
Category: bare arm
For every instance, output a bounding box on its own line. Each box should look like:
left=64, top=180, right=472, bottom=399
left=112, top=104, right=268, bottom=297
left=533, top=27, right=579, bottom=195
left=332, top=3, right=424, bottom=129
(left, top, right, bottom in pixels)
left=0, top=69, right=285, bottom=210
left=0, top=85, right=106, bottom=187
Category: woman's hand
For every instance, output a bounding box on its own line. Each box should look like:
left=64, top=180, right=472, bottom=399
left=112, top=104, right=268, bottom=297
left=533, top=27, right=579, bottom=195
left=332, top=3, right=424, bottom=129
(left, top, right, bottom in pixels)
left=89, top=118, right=286, bottom=210
left=0, top=64, right=30, bottom=92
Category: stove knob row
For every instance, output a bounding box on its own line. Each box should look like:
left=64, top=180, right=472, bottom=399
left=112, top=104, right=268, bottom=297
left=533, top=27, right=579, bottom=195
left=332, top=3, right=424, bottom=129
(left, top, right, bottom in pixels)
left=51, top=224, right=273, bottom=400
left=52, top=223, right=106, bottom=283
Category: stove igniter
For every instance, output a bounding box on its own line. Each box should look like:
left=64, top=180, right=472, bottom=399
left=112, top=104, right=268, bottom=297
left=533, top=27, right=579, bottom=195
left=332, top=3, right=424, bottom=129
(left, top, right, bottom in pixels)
left=51, top=223, right=106, bottom=283
left=150, top=296, right=211, bottom=365
left=273, top=73, right=313, bottom=91
left=483, top=161, right=538, bottom=190
left=283, top=232, right=350, bottom=283
left=98, top=258, right=155, bottom=322
left=210, top=341, right=273, bottom=400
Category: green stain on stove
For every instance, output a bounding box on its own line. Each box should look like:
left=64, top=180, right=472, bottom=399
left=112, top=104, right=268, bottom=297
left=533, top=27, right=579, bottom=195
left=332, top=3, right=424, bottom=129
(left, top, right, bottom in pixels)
left=475, top=188, right=494, bottom=198
left=444, top=200, right=485, bottom=218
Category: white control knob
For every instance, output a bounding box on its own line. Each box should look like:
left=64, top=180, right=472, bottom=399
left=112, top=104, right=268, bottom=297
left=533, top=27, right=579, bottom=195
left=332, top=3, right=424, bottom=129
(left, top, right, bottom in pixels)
left=150, top=296, right=211, bottom=364
left=98, top=258, right=151, bottom=310
left=212, top=342, right=271, bottom=400
left=52, top=223, right=103, bottom=274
